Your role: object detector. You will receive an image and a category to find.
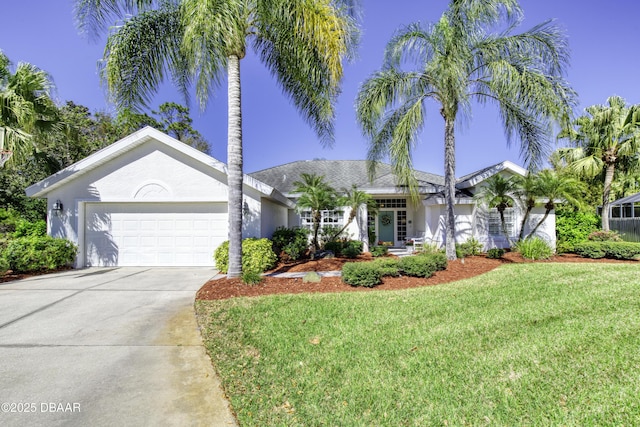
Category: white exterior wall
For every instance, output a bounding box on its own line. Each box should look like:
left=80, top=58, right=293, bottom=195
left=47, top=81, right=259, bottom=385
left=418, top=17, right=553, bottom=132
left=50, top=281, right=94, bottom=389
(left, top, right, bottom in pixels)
left=523, top=207, right=556, bottom=249
left=44, top=139, right=270, bottom=266
left=260, top=198, right=289, bottom=239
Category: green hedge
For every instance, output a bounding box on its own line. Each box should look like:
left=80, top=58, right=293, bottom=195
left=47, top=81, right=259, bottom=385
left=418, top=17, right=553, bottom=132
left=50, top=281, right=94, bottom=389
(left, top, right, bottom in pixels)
left=342, top=252, right=448, bottom=287
left=573, top=241, right=640, bottom=260
left=214, top=238, right=278, bottom=274
left=341, top=262, right=382, bottom=287
left=2, top=236, right=77, bottom=273
left=400, top=252, right=448, bottom=278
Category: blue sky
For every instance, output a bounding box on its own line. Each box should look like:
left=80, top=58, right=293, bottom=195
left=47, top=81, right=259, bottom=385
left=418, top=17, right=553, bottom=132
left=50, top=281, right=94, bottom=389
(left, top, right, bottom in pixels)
left=1, top=1, right=639, bottom=176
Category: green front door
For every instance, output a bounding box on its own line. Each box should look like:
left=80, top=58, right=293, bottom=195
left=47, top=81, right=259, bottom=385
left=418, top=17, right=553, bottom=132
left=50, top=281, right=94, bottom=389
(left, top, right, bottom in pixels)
left=378, top=211, right=394, bottom=244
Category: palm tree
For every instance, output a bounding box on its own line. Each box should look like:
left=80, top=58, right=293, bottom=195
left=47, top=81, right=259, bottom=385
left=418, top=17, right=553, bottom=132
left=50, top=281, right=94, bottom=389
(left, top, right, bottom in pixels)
left=356, top=0, right=575, bottom=260
left=475, top=174, right=518, bottom=245
left=558, top=96, right=640, bottom=231
left=292, top=173, right=338, bottom=250
left=329, top=185, right=377, bottom=242
left=74, top=1, right=359, bottom=278
left=512, top=173, right=538, bottom=241
left=526, top=169, right=582, bottom=238
left=0, top=51, right=58, bottom=165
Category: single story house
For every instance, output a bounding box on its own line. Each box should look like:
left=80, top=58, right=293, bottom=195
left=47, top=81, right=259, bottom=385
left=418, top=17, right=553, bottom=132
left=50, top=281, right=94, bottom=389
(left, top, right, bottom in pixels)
left=250, top=159, right=555, bottom=251
left=27, top=127, right=555, bottom=267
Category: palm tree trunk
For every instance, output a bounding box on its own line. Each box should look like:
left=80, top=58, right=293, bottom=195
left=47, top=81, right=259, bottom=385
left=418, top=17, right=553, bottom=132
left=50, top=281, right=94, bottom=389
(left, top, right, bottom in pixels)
left=518, top=204, right=534, bottom=240
left=499, top=208, right=511, bottom=246
left=312, top=210, right=322, bottom=250
left=329, top=209, right=357, bottom=241
left=529, top=209, right=551, bottom=238
left=602, top=163, right=615, bottom=232
left=226, top=55, right=243, bottom=278
left=444, top=116, right=457, bottom=260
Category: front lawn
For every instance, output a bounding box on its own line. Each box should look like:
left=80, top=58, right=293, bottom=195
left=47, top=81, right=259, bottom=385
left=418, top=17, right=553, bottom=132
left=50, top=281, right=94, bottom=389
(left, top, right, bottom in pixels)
left=196, top=263, right=640, bottom=426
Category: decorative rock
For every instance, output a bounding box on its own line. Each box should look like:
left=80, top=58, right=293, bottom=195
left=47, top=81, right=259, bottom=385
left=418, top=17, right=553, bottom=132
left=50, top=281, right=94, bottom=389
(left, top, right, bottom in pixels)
left=303, top=271, right=322, bottom=283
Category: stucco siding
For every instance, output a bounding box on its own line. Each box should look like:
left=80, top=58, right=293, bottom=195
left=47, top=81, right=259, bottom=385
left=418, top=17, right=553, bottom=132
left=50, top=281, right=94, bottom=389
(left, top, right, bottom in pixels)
left=260, top=198, right=288, bottom=239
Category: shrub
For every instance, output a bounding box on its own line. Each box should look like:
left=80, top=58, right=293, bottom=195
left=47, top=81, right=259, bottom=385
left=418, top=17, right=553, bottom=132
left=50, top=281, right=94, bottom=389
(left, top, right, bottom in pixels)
left=242, top=269, right=264, bottom=285
left=487, top=248, right=505, bottom=259
left=574, top=241, right=640, bottom=260
left=371, top=257, right=401, bottom=277
left=419, top=251, right=448, bottom=272
left=587, top=230, right=622, bottom=242
left=13, top=219, right=46, bottom=238
left=341, top=262, right=382, bottom=287
left=323, top=240, right=344, bottom=255
left=0, top=209, right=21, bottom=235
left=342, top=240, right=363, bottom=258
left=555, top=207, right=600, bottom=253
left=214, top=238, right=278, bottom=274
left=214, top=241, right=230, bottom=272
left=399, top=252, right=447, bottom=278
left=3, top=236, right=77, bottom=273
left=603, top=242, right=640, bottom=260
left=271, top=227, right=308, bottom=261
left=515, top=237, right=553, bottom=260
left=370, top=245, right=388, bottom=257
left=456, top=237, right=483, bottom=257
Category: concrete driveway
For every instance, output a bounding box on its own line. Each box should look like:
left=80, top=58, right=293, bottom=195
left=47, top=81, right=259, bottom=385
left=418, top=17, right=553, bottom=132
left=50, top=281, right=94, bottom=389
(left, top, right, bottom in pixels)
left=0, top=268, right=237, bottom=427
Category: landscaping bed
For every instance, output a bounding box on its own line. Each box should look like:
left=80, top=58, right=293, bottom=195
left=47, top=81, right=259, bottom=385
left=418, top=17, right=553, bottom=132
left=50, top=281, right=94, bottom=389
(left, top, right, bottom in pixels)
left=196, top=251, right=637, bottom=300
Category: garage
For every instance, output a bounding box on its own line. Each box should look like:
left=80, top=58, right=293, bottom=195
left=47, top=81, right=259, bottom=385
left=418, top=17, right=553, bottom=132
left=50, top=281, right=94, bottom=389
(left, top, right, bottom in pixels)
left=25, top=127, right=292, bottom=269
left=84, top=202, right=227, bottom=267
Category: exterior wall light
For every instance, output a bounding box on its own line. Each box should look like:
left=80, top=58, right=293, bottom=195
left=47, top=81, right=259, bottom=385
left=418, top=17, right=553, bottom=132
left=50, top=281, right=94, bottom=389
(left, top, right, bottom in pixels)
left=52, top=200, right=63, bottom=216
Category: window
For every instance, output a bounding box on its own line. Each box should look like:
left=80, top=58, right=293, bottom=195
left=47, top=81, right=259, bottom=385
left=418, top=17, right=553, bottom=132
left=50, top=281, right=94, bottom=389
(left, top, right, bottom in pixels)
left=374, top=198, right=406, bottom=208
left=397, top=210, right=407, bottom=242
left=300, top=210, right=344, bottom=230
left=488, top=208, right=514, bottom=236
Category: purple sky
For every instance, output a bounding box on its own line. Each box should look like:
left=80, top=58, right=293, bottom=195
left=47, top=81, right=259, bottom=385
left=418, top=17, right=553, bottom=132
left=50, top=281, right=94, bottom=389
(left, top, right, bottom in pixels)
left=1, top=0, right=639, bottom=176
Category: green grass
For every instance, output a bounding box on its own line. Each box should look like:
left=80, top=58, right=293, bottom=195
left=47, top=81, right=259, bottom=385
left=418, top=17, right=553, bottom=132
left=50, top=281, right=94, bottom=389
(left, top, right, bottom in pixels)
left=196, top=263, right=640, bottom=426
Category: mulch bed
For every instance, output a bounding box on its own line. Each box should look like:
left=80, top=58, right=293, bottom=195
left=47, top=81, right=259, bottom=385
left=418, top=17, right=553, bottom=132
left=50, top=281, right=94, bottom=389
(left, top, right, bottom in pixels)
left=195, top=252, right=639, bottom=301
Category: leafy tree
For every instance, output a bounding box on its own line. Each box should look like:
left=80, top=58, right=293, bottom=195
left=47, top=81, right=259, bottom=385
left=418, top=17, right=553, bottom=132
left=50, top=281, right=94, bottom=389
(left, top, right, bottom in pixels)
left=0, top=50, right=59, bottom=164
left=475, top=174, right=518, bottom=245
left=115, top=107, right=162, bottom=136
left=292, top=173, right=338, bottom=250
left=558, top=96, right=640, bottom=231
left=75, top=0, right=359, bottom=277
left=154, top=102, right=210, bottom=153
left=356, top=0, right=575, bottom=259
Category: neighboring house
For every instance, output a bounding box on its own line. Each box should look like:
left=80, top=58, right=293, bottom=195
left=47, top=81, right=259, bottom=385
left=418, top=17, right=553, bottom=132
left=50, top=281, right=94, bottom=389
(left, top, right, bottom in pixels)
left=27, top=128, right=556, bottom=268
left=604, top=192, right=640, bottom=242
left=26, top=127, right=293, bottom=267
left=250, top=160, right=556, bottom=251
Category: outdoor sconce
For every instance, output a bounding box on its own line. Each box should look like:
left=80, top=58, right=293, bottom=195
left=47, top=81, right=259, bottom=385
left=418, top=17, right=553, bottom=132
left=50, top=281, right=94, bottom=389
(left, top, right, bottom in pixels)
left=52, top=200, right=63, bottom=216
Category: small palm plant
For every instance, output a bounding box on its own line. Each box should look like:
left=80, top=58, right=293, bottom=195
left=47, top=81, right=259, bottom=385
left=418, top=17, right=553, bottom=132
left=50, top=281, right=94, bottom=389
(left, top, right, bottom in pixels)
left=476, top=174, right=519, bottom=246
left=292, top=173, right=338, bottom=250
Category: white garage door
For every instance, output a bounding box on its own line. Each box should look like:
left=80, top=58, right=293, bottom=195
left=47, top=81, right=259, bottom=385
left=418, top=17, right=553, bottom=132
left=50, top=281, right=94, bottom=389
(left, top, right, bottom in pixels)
left=84, top=202, right=227, bottom=267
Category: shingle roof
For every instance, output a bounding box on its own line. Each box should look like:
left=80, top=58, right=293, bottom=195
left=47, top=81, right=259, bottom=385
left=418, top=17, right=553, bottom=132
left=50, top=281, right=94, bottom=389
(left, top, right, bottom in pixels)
left=248, top=160, right=444, bottom=194
left=610, top=192, right=640, bottom=205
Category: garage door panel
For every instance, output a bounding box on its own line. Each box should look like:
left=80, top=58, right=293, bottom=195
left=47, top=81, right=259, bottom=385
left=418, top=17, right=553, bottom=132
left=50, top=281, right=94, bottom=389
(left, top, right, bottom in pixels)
left=85, top=203, right=226, bottom=267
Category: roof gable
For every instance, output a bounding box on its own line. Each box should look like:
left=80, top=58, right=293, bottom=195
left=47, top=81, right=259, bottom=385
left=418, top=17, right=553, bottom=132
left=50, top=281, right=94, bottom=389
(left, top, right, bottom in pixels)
left=26, top=127, right=293, bottom=207
left=456, top=160, right=527, bottom=189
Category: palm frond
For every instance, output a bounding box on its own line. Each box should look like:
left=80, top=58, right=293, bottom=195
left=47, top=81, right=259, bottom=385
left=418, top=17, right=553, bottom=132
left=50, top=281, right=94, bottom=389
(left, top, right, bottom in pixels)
left=253, top=0, right=359, bottom=145
left=101, top=4, right=187, bottom=110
